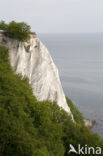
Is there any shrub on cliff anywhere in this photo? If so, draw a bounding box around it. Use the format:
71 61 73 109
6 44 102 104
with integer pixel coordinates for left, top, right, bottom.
66 97 84 125
0 21 31 41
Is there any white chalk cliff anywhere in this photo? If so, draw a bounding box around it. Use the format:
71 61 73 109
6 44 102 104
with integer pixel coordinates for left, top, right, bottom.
0 33 73 118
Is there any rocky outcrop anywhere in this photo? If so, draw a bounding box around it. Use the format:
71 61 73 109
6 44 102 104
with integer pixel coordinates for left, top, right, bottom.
0 33 73 119
84 119 96 129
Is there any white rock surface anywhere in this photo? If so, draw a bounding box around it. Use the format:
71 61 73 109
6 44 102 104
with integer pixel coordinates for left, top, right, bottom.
0 33 73 118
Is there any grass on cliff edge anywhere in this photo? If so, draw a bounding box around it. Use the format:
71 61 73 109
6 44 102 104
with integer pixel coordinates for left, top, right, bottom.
0 45 103 156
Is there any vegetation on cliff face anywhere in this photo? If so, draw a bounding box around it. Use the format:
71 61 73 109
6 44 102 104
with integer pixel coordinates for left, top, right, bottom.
0 45 103 156
66 97 84 125
0 21 31 41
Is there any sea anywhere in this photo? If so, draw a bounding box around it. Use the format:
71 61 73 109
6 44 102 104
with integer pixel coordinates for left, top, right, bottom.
38 33 103 138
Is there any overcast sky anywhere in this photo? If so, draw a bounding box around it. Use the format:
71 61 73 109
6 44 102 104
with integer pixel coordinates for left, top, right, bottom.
0 0 103 33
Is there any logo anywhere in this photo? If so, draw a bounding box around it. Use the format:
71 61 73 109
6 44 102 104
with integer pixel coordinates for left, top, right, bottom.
68 144 101 155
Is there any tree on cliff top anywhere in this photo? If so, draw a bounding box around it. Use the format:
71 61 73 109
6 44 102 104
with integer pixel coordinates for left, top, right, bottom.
0 20 31 41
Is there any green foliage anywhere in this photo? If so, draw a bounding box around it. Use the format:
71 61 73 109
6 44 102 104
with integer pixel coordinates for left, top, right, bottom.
0 45 103 156
0 21 31 41
66 97 84 125
24 45 30 52
0 21 8 31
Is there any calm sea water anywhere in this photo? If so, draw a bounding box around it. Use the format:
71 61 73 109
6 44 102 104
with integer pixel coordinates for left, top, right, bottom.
38 33 103 138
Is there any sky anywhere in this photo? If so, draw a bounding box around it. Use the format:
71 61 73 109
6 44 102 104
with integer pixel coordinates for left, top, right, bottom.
0 0 103 33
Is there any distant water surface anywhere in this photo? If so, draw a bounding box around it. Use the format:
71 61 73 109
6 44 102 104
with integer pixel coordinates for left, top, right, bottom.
38 33 103 138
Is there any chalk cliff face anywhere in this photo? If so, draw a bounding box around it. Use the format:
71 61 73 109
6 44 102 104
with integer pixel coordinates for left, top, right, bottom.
0 33 73 117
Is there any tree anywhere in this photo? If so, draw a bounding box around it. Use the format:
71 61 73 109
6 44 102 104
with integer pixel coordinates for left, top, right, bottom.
0 21 31 41
0 21 8 31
